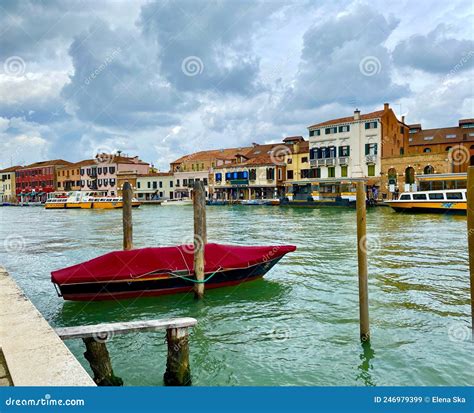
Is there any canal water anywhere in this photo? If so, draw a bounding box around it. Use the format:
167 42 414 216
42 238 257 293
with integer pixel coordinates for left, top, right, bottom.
0 205 472 386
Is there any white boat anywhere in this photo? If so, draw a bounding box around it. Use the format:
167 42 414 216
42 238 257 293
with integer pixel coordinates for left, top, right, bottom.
161 198 193 206
385 189 466 214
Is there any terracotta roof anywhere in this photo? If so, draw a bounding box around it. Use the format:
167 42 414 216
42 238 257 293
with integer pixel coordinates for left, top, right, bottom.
19 159 73 169
409 125 474 146
57 159 96 169
213 143 294 168
308 110 385 129
171 147 254 164
0 165 22 173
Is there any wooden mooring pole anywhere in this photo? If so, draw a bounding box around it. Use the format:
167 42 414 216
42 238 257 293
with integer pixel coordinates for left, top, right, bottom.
82 337 123 386
356 181 370 342
122 181 133 251
467 166 474 334
164 327 191 386
193 181 207 299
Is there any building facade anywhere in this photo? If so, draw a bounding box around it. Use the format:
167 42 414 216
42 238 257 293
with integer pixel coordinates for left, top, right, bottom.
380 118 474 196
135 173 175 201
173 171 209 199
56 160 95 192
211 143 287 201
0 166 21 203
16 160 72 202
81 155 149 196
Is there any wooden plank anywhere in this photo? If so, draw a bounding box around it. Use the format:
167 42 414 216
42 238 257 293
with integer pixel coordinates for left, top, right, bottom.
55 317 197 340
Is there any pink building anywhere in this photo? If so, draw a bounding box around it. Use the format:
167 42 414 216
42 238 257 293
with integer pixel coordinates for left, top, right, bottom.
81 154 149 196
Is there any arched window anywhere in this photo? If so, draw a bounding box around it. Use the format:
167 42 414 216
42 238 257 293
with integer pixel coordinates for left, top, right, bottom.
446 146 452 152
424 165 434 174
423 148 431 153
387 168 397 185
405 167 415 185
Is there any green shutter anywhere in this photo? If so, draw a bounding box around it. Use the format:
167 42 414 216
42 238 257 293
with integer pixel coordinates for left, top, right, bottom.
365 144 369 155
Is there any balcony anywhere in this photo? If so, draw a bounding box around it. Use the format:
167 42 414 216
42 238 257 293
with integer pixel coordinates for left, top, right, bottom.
310 159 317 167
325 158 335 166
338 157 349 165
365 155 377 164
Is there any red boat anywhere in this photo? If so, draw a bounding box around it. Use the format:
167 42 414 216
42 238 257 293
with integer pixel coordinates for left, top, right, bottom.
51 243 296 301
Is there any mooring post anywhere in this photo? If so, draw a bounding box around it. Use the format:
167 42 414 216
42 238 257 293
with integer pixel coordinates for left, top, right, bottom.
122 181 133 251
467 166 474 334
193 181 207 299
82 337 123 386
163 327 191 386
356 181 370 342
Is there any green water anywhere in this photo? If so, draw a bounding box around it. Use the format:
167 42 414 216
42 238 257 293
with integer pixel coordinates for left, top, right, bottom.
0 205 472 386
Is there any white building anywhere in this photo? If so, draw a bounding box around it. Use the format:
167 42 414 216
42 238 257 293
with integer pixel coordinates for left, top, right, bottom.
136 173 175 201
173 171 210 199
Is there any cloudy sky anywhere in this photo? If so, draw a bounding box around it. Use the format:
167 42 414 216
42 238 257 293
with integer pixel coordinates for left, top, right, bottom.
0 0 473 170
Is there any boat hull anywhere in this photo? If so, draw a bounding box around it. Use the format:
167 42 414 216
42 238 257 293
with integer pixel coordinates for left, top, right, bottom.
45 201 141 209
56 258 282 301
386 201 466 214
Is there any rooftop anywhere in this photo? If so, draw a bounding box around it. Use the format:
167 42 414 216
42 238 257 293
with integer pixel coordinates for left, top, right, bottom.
0 165 22 173
19 159 73 169
308 109 385 129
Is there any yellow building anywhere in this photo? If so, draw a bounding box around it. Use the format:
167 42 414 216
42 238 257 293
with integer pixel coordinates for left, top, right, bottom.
56 160 95 192
0 166 21 203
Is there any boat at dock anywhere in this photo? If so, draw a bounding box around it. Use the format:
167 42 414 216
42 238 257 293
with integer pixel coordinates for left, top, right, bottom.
161 198 193 206
385 189 466 214
45 191 140 209
51 243 296 301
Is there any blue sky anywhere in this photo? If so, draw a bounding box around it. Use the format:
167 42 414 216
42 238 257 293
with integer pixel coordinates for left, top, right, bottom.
0 0 473 170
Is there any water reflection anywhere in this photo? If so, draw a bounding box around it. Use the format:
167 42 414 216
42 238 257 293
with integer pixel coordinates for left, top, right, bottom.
356 341 375 386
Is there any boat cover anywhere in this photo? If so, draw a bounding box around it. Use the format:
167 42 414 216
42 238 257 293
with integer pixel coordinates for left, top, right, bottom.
51 243 296 285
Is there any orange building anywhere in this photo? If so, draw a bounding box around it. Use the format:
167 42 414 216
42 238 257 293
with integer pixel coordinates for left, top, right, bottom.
56 160 96 192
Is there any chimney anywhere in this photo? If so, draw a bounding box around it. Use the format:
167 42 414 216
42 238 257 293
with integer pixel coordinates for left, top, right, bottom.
354 109 360 120
401 115 405 124
384 102 389 111
252 142 259 147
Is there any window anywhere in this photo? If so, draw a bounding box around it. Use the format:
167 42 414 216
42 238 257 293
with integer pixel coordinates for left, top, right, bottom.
424 165 434 174
328 167 335 178
400 148 404 155
368 164 375 176
328 146 336 158
446 134 457 139
287 158 293 164
266 168 275 180
423 148 431 153
215 173 222 182
413 194 427 200
400 194 411 200
170 181 173 188
400 126 404 134
309 129 320 137
461 123 474 128
341 165 348 177
429 193 444 200
183 179 188 186
104 179 108 186
325 127 337 134
365 122 377 129
203 178 208 186
446 192 463 200
301 157 308 163
137 182 141 189
339 146 350 157
159 181 163 188
287 170 294 180
446 146 452 152
152 181 157 189
338 125 350 133
176 179 180 187
365 143 378 155
147 182 151 189
98 167 102 174
109 167 115 174
249 169 257 180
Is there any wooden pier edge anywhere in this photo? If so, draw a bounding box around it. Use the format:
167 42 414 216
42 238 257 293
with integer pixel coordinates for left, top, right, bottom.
356 181 370 342
55 317 197 386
